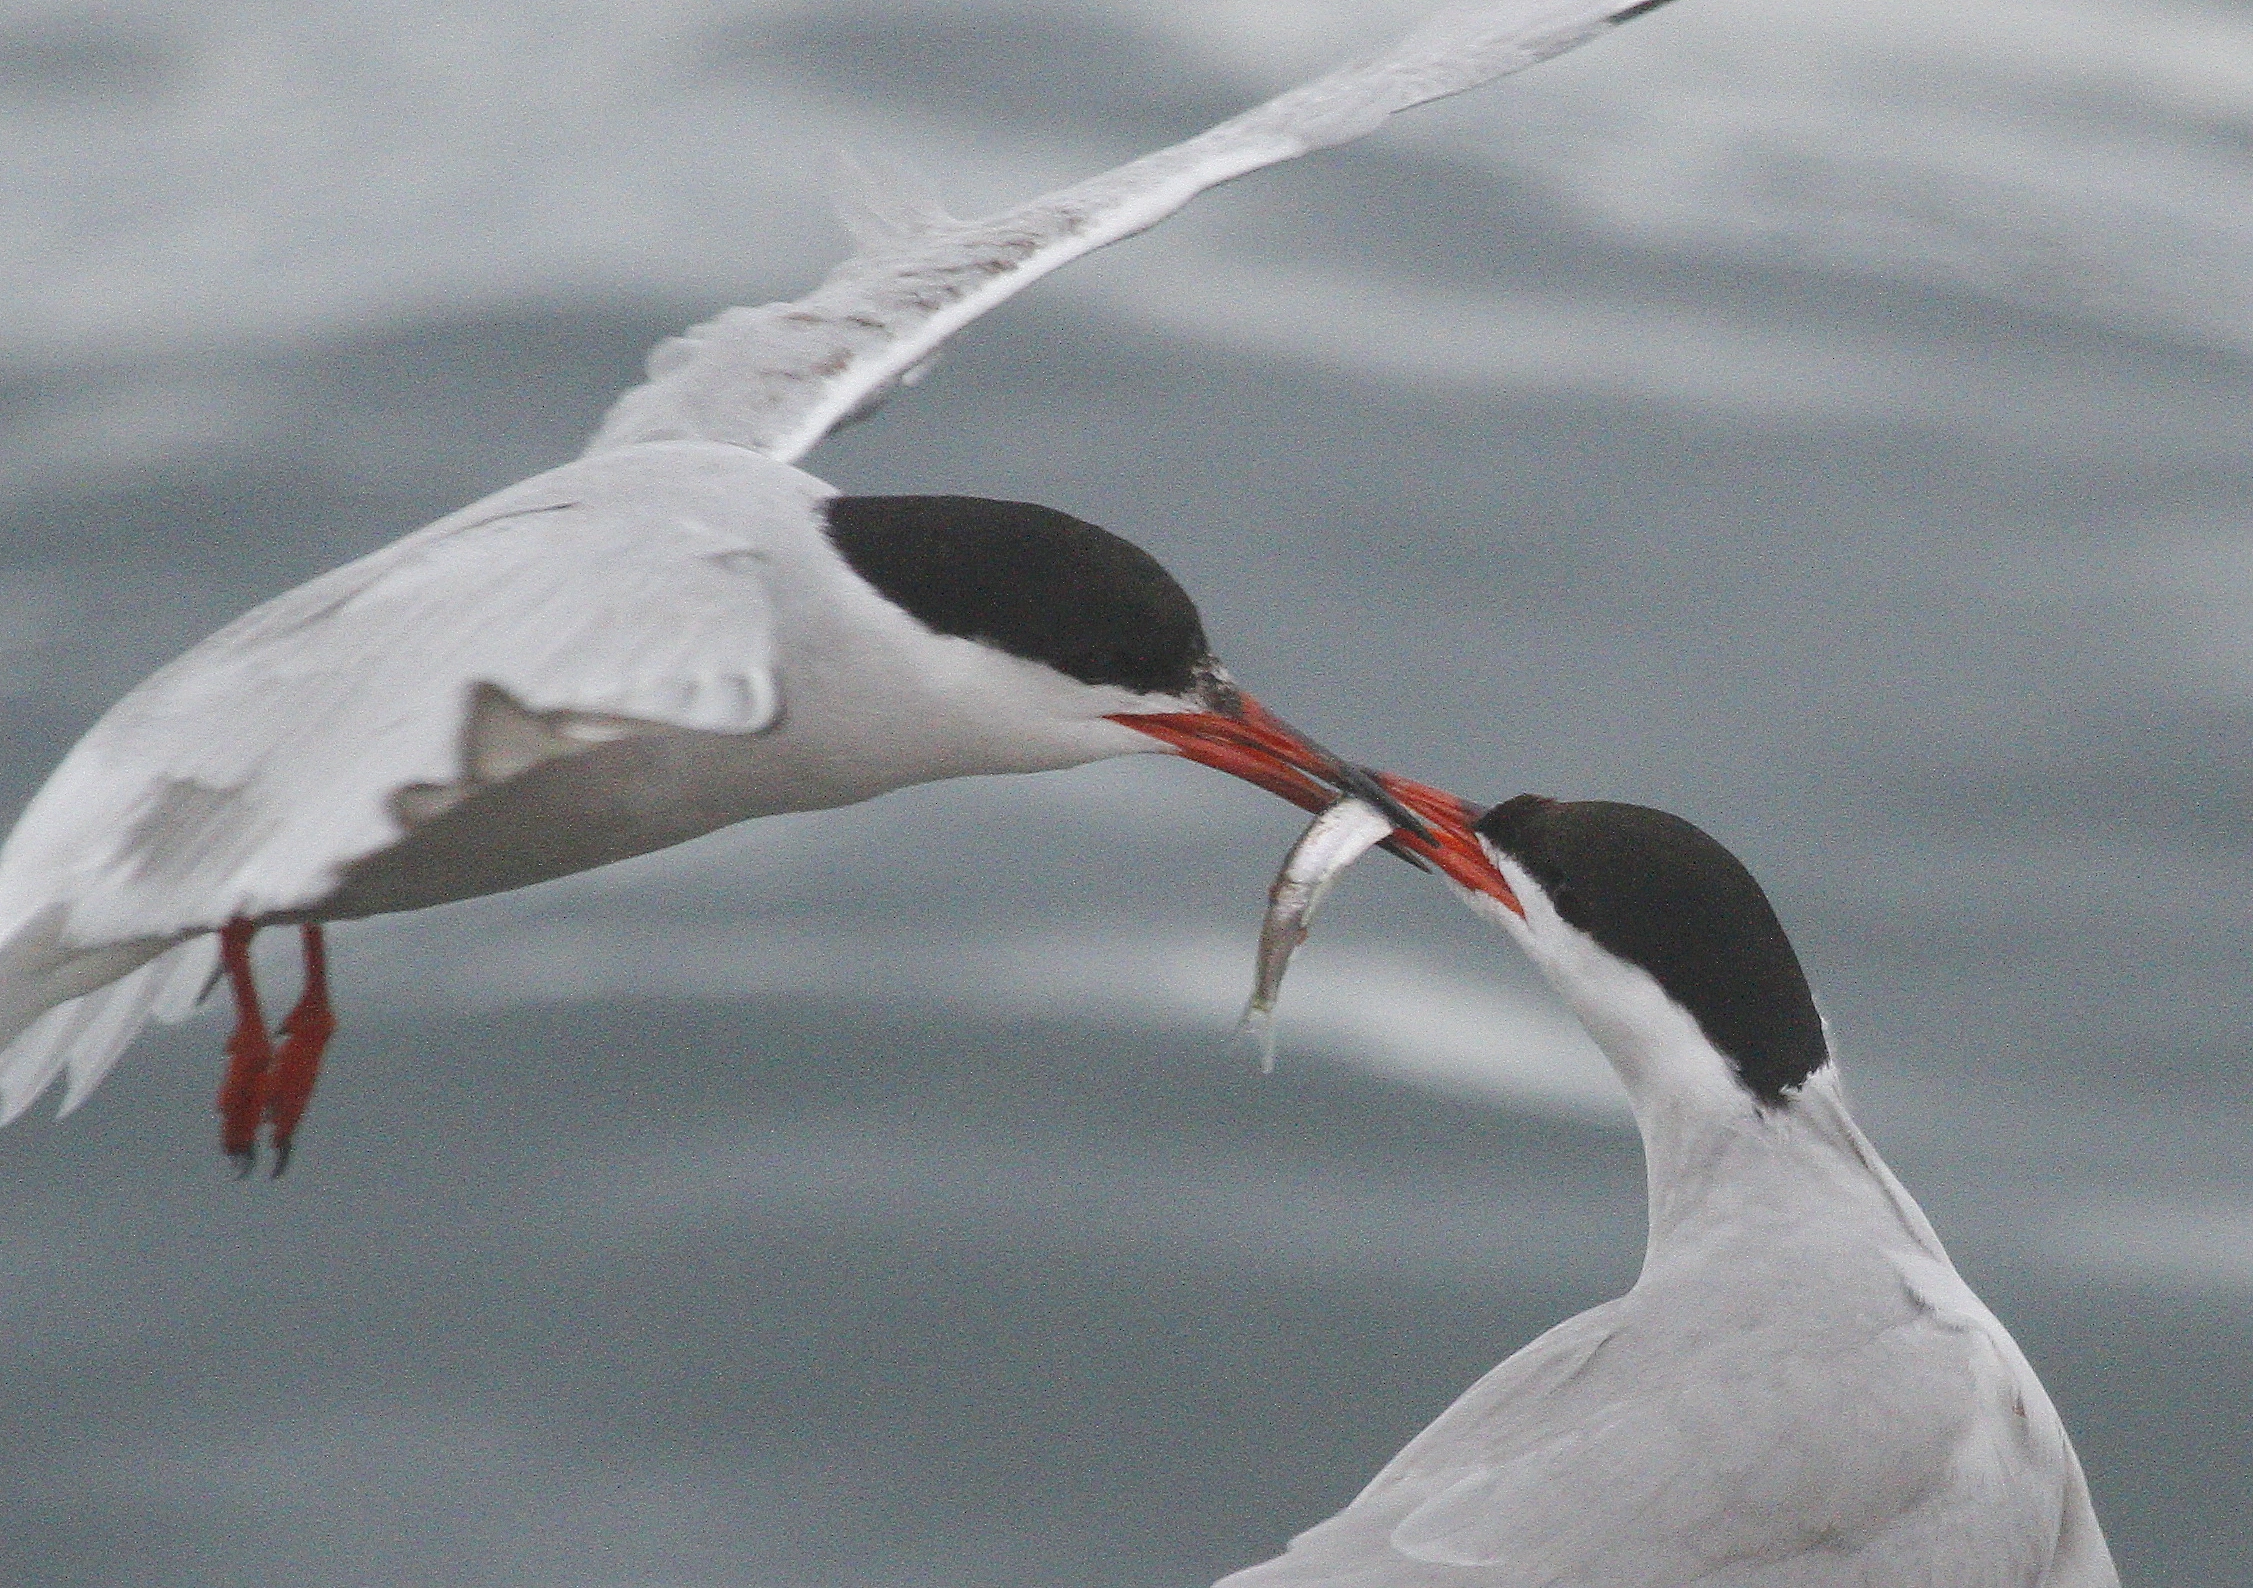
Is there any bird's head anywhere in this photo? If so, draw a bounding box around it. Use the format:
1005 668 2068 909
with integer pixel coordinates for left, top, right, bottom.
1457 794 1832 1111
823 493 1505 890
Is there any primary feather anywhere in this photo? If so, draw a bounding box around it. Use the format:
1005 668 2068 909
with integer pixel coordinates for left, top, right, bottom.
587 0 1680 461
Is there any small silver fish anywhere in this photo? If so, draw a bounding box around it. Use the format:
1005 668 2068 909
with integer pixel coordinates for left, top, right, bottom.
1233 797 1397 1073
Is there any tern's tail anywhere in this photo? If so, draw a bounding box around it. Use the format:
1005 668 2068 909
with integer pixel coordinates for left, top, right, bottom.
0 925 215 1125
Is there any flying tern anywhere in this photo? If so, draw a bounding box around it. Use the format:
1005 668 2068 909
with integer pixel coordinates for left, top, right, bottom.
1221 794 2118 1586
0 0 1679 1168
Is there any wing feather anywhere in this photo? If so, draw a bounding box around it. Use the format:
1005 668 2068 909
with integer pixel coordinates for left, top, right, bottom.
1218 1260 2084 1587
0 448 797 961
0 445 813 1117
588 0 1680 463
0 936 215 1124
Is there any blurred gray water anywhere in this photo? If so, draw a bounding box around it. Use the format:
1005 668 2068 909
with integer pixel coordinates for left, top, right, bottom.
2 2 2250 1583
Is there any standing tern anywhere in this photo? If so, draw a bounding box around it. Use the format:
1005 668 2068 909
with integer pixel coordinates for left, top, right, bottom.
0 0 1679 1168
1222 794 2117 1586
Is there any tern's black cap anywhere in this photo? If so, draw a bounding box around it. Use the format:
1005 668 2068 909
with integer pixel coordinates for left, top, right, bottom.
824 495 1210 697
1478 795 1830 1106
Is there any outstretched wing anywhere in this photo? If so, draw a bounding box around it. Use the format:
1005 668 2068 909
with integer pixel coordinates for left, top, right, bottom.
588 0 1681 463
0 444 817 1120
0 448 800 962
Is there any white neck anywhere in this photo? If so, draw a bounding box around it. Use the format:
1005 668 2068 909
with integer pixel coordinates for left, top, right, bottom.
1464 862 1951 1274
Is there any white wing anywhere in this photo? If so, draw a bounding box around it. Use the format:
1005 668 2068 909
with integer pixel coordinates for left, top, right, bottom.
1218 1260 2098 1587
588 0 1680 463
0 444 808 1084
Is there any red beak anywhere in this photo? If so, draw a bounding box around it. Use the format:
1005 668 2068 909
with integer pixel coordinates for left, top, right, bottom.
1111 698 1522 916
1367 772 1525 917
1112 694 1429 833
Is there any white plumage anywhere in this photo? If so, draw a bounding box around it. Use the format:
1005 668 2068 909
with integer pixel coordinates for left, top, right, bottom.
0 1 1664 1151
1220 796 2117 1586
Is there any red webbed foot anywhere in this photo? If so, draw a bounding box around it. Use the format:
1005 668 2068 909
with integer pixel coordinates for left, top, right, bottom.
213 920 338 1176
263 924 335 1176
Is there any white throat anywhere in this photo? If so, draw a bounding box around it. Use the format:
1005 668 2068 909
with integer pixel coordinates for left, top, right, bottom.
1460 843 1938 1270
1467 847 1760 1123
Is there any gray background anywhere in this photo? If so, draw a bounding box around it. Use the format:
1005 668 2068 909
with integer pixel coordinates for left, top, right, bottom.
2 1 2249 1582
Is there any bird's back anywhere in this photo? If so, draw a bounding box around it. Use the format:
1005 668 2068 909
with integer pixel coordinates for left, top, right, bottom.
1217 1084 2113 1587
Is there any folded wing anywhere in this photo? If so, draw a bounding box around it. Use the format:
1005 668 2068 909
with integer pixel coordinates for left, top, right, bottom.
1218 1276 2080 1587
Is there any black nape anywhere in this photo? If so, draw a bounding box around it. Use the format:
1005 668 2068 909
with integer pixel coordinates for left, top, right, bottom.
823 495 1211 697
1479 795 1831 1106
